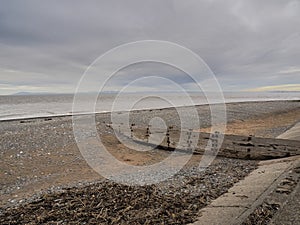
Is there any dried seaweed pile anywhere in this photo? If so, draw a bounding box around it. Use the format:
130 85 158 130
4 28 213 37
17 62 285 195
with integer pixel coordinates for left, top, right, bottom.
1 159 258 225
1 182 205 225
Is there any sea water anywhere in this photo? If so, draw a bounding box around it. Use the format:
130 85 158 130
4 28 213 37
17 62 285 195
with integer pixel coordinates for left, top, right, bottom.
0 92 299 121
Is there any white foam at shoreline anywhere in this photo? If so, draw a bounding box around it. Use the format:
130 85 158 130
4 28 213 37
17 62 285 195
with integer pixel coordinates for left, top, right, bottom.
0 98 299 122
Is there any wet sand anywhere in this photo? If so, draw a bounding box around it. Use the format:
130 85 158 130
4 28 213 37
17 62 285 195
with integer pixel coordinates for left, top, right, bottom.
200 101 300 138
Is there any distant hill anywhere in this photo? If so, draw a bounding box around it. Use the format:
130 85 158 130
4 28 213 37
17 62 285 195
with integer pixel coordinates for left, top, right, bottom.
269 91 300 93
12 92 54 96
11 91 118 96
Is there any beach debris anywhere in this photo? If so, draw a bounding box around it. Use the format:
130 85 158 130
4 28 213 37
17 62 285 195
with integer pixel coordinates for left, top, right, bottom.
0 159 258 225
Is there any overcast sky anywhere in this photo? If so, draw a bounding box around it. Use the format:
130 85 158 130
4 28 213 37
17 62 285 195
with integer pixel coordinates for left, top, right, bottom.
0 0 300 95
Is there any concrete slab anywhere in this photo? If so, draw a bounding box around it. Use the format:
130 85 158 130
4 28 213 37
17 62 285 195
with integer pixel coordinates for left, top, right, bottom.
194 206 247 225
277 122 300 141
211 161 295 207
190 156 300 225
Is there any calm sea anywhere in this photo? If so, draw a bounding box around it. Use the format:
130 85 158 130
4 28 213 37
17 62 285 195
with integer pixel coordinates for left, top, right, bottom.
0 92 299 121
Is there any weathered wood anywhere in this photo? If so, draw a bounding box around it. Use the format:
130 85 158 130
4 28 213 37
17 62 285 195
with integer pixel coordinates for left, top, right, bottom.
118 127 300 160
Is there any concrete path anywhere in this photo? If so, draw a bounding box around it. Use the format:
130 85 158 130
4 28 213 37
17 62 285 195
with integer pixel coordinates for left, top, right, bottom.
190 156 300 225
277 122 300 141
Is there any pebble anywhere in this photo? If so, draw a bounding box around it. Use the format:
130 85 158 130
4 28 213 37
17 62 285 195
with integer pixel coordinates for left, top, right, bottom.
0 158 258 224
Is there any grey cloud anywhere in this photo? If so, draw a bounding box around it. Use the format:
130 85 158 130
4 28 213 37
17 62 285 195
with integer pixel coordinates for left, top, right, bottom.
104 62 194 87
0 0 299 95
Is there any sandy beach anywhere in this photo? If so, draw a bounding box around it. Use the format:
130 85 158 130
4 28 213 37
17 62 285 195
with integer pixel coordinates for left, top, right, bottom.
0 100 299 224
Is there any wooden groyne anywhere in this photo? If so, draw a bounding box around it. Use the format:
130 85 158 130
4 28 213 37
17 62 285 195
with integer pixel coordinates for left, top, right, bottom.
111 124 300 160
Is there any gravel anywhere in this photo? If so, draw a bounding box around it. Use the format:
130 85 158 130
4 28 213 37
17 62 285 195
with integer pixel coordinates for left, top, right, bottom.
0 100 299 224
0 158 257 225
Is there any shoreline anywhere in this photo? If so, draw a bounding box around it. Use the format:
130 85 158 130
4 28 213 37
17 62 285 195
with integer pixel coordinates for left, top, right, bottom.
0 99 299 123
